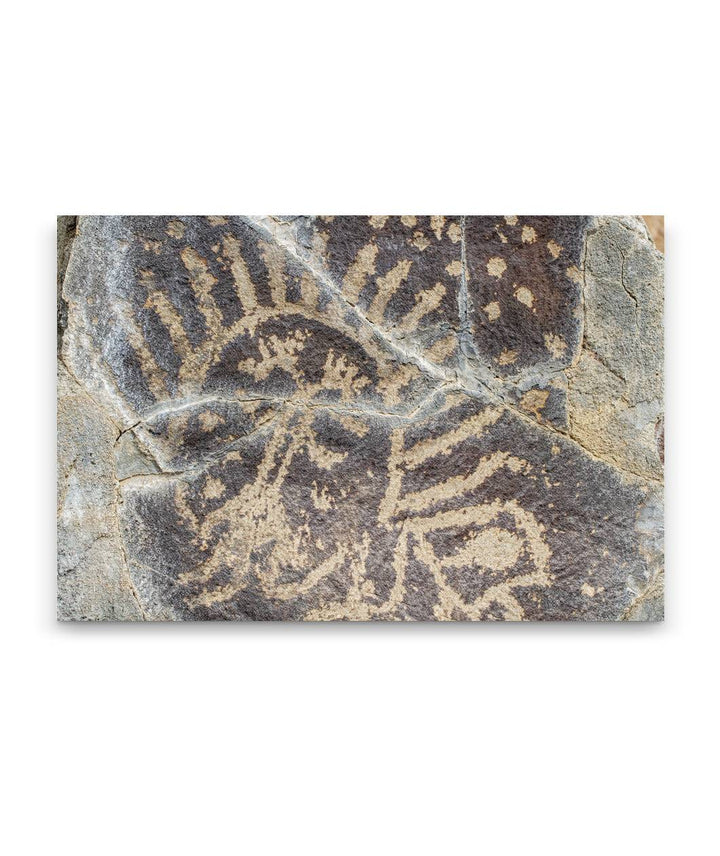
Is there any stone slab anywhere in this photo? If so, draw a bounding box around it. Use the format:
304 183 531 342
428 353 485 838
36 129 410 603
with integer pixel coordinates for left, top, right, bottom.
57 215 664 621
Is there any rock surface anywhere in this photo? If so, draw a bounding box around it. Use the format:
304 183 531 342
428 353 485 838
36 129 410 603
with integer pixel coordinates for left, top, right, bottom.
57 215 664 621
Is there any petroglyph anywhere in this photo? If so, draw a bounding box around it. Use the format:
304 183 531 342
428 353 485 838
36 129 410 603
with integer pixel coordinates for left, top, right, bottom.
58 215 664 620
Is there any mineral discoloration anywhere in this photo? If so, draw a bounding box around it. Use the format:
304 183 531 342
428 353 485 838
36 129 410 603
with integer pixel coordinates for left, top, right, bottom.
58 215 664 621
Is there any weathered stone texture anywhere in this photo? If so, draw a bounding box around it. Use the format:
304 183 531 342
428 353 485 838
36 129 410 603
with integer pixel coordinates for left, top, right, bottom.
57 215 664 621
567 217 663 482
57 364 145 620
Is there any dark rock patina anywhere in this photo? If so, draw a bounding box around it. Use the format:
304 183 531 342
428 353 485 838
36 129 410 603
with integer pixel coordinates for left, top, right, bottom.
58 215 664 620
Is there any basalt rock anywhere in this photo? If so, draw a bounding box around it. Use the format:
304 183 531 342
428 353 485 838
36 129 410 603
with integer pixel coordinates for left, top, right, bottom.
57 215 664 621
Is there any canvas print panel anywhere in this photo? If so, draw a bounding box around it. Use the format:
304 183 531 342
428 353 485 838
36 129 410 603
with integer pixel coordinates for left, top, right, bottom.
57 216 664 621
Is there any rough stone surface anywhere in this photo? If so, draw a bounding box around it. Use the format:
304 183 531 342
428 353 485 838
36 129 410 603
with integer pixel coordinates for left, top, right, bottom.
57 215 664 621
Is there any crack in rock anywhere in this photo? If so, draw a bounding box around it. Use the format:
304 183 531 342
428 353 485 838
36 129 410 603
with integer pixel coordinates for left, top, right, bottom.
58 214 664 621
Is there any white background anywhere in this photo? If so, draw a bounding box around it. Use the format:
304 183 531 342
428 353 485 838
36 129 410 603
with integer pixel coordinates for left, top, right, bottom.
2 1 717 853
